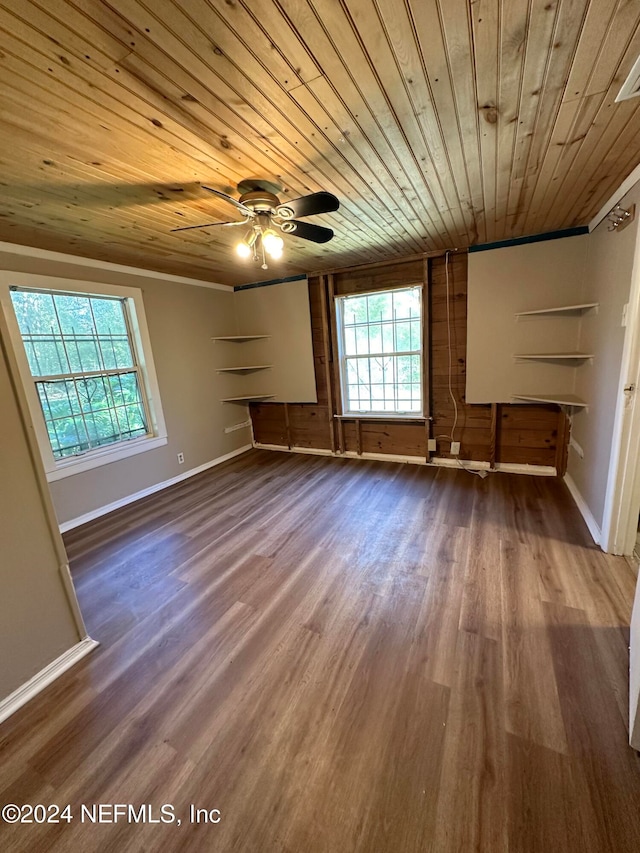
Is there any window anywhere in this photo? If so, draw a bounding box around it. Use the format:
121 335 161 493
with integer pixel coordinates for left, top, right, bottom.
336 286 423 416
11 288 150 459
1 273 167 481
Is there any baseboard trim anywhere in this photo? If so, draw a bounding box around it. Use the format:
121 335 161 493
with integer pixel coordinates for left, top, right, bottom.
59 445 253 532
253 443 557 476
495 462 557 476
564 473 602 545
0 636 99 725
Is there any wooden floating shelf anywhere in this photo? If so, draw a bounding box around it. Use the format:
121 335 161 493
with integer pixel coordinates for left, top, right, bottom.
217 365 273 373
513 393 588 408
212 335 271 342
515 303 599 318
513 352 594 361
221 394 275 403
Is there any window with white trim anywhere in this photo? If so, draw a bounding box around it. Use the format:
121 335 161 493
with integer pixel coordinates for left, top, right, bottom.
336 286 423 416
11 287 151 458
1 273 167 481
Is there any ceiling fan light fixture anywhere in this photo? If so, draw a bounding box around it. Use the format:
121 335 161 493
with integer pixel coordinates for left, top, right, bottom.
262 228 284 257
236 227 258 259
173 183 339 267
236 239 252 259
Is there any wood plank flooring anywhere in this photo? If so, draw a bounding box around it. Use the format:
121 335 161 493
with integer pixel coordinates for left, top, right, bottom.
1 449 640 852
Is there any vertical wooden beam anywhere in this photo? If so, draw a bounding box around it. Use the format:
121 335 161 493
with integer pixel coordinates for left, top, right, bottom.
422 256 430 423
490 403 498 470
327 273 344 454
283 402 292 449
356 419 362 456
422 256 431 461
555 409 569 476
319 274 336 453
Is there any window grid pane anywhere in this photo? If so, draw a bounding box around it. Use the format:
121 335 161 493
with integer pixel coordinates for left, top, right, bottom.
11 289 150 459
35 373 148 458
340 286 422 415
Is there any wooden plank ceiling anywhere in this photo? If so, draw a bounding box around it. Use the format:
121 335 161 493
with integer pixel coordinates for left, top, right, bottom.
0 0 640 286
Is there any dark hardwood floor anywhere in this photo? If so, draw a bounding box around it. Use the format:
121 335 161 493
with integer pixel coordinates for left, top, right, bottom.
1 449 640 852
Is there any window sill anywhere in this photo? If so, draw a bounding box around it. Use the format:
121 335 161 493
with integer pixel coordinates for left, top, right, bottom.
45 434 168 482
334 414 427 422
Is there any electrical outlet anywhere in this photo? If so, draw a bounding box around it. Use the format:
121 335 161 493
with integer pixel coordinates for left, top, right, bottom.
428 438 437 452
450 441 461 456
177 452 184 464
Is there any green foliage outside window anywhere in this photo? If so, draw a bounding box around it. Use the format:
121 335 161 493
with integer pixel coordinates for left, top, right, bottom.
11 289 149 458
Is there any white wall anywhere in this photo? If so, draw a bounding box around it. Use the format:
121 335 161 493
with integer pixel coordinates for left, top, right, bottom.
233 279 317 403
0 252 319 527
0 324 82 702
466 235 589 403
0 249 247 526
467 200 640 539
568 181 640 531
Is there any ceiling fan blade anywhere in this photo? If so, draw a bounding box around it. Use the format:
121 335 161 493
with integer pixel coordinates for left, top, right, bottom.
275 191 339 219
281 220 334 243
201 185 255 216
171 220 247 232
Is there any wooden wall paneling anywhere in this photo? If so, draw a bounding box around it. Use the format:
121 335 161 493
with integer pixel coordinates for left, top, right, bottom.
318 275 337 453
337 419 345 455
430 253 475 459
287 405 332 450
326 273 344 453
431 402 493 431
309 280 329 407
555 411 569 478
490 403 498 471
359 422 426 458
283 403 292 450
250 252 568 471
311 253 429 280
422 256 431 424
250 402 288 446
423 255 431 461
333 258 424 295
499 404 560 467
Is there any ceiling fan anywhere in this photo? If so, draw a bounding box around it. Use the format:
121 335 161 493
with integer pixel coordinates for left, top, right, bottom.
171 179 340 269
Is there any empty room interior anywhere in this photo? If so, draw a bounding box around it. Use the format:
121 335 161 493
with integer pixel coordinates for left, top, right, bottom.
4 1 640 850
